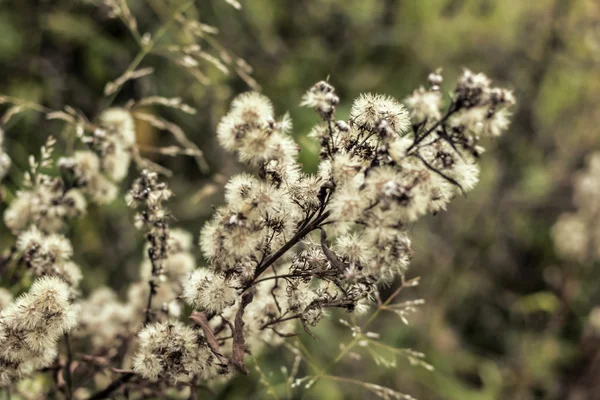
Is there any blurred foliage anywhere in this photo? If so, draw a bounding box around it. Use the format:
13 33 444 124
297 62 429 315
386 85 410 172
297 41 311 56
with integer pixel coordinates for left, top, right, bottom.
1 0 600 399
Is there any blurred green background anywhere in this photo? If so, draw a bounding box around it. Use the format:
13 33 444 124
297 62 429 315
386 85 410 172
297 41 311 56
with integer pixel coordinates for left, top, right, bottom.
1 0 600 399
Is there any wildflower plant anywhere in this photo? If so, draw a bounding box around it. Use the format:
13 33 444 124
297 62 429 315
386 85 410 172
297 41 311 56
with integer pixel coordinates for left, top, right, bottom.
175 70 514 383
0 1 516 397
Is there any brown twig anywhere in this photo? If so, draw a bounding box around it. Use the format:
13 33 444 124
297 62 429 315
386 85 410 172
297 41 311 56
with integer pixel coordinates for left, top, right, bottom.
87 373 135 400
231 290 255 374
252 211 330 281
63 334 74 400
189 311 228 365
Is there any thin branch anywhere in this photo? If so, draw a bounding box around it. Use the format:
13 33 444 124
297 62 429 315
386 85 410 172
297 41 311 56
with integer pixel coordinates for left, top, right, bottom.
63 334 73 400
406 103 458 153
87 373 135 400
252 211 330 282
231 291 254 374
410 153 465 195
143 279 158 326
260 314 302 329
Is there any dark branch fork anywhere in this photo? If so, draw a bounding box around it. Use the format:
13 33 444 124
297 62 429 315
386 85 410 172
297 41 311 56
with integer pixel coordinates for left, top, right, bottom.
406 101 459 154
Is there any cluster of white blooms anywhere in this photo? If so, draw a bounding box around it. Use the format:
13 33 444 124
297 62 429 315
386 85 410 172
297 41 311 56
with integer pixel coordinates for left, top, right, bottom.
16 226 82 287
183 268 236 314
132 321 213 381
98 108 135 180
0 110 137 390
130 229 197 321
57 151 118 205
4 116 134 290
75 228 197 356
173 70 515 376
4 171 88 233
552 153 600 261
0 128 10 180
3 138 81 233
81 108 135 182
0 69 513 397
76 288 133 350
0 277 78 386
0 2 270 396
125 170 176 331
126 170 172 273
124 172 229 382
405 69 514 157
4 109 135 235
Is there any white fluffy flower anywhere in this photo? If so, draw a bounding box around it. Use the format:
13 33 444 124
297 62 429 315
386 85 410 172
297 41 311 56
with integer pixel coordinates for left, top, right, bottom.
404 87 442 123
350 93 410 138
133 321 212 381
76 288 133 349
182 269 236 314
99 108 136 146
0 277 78 386
552 213 588 261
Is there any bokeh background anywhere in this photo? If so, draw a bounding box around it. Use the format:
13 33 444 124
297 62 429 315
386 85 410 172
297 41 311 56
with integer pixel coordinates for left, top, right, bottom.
1 0 600 399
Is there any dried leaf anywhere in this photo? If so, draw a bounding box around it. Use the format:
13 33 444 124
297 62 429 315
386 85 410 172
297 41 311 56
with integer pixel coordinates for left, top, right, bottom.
231 290 254 374
190 311 228 365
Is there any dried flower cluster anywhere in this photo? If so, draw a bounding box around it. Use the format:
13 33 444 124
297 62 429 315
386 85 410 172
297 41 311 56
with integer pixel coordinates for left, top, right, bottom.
68 69 513 396
0 1 261 396
552 153 600 261
0 277 78 386
4 108 136 286
4 108 136 236
167 69 513 380
0 56 513 399
132 321 213 381
75 227 196 352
